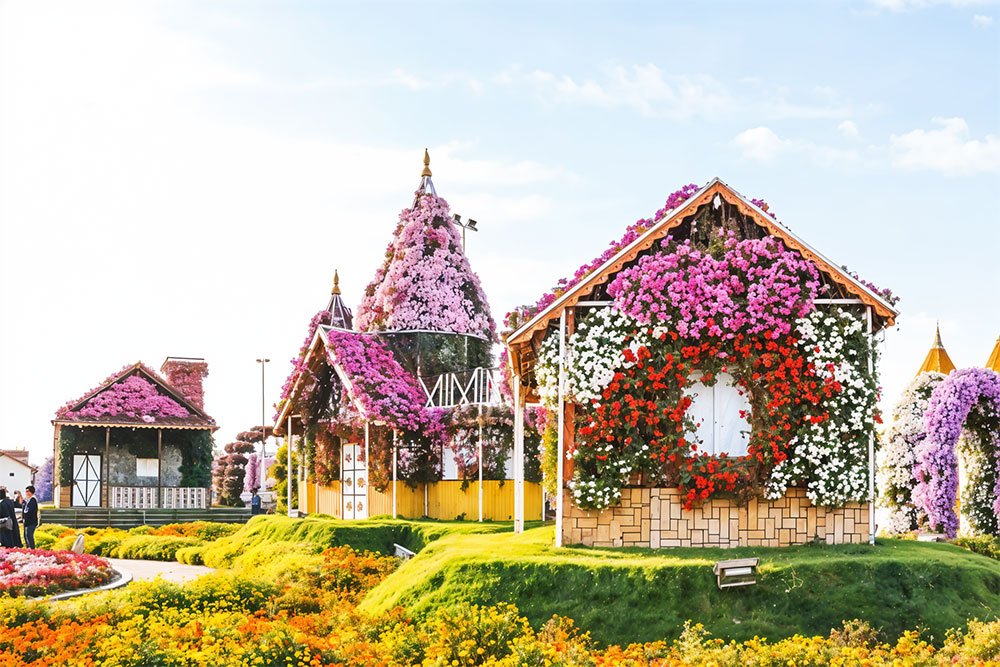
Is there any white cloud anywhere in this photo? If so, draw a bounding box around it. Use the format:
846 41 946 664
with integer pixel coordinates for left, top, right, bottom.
973 13 994 24
889 117 1000 175
0 2 572 461
501 63 852 121
868 0 1000 11
733 126 860 166
838 120 860 138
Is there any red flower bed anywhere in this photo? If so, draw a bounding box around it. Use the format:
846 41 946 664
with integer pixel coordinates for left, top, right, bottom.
0 548 114 598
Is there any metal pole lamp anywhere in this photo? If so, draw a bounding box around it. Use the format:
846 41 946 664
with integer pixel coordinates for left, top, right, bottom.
450 213 478 252
255 358 270 493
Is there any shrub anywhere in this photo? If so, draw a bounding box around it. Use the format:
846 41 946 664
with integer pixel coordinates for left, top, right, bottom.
113 536 203 561
953 535 1000 560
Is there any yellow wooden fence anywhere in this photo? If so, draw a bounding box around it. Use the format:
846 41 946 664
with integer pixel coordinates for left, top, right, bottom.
303 480 542 521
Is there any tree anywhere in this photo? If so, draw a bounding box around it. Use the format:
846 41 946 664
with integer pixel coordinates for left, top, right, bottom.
34 456 54 502
211 425 272 506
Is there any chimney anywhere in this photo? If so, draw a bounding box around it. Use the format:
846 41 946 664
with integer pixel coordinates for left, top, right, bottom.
160 357 209 410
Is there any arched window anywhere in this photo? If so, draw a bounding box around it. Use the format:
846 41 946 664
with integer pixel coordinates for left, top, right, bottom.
684 372 751 457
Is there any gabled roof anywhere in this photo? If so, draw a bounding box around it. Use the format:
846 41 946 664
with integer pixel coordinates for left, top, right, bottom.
917 323 956 376
987 336 1000 373
0 451 37 472
507 178 898 355
53 362 217 430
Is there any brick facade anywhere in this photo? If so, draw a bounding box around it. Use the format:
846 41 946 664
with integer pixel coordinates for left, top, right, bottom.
562 487 869 548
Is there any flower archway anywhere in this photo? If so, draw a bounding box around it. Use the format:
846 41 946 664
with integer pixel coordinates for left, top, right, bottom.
913 367 1000 537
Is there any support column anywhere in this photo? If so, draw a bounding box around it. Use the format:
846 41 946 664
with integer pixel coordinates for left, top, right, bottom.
478 404 484 522
104 427 110 509
556 309 566 548
286 416 293 517
392 429 398 518
364 423 370 520
513 375 524 533
157 428 162 509
866 305 875 545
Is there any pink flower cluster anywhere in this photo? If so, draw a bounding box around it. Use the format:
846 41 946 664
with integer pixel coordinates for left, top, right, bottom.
608 234 820 340
506 184 701 328
0 548 114 598
277 310 332 408
356 192 495 340
62 375 189 423
914 367 1000 536
326 330 446 442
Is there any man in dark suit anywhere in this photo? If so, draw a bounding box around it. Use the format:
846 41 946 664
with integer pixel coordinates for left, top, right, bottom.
22 485 38 549
0 488 22 548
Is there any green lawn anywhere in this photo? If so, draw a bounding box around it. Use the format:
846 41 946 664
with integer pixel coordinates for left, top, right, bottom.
359 525 1000 646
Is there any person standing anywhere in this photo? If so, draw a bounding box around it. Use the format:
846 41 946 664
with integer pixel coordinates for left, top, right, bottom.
22 485 38 550
0 488 22 548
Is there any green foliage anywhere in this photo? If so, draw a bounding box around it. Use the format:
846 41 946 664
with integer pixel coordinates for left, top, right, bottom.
57 427 79 487
270 442 299 513
953 534 1000 560
113 535 204 560
360 526 1000 647
540 419 558 496
179 430 214 488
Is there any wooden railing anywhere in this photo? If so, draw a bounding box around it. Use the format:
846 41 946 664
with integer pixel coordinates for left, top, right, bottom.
110 486 208 509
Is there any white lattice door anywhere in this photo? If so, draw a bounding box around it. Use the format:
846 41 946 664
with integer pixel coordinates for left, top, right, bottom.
72 454 102 507
341 443 368 520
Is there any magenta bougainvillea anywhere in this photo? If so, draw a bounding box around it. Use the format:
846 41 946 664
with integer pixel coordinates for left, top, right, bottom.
160 359 209 410
60 374 190 423
356 192 495 340
326 330 445 441
608 234 819 340
913 367 1000 536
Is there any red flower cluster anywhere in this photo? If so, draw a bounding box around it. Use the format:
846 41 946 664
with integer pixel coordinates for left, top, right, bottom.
576 327 840 510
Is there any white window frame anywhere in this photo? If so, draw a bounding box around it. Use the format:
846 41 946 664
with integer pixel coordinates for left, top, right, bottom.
136 458 159 478
685 372 751 457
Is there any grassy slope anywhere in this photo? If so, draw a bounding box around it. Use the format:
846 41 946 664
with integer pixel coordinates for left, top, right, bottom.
180 514 535 568
360 526 1000 646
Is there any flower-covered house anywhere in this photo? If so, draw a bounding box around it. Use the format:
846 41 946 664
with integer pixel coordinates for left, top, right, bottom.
52 358 217 509
505 178 899 548
273 153 543 521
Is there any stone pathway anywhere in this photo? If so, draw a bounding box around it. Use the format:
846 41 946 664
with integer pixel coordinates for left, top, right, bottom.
106 558 216 584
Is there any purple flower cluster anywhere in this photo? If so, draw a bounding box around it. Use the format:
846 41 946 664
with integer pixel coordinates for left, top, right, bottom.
608 234 819 340
277 310 332 408
914 367 1000 536
356 192 495 340
326 330 446 443
63 375 190 423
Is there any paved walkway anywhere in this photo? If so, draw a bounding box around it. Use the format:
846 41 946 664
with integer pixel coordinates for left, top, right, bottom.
106 558 216 584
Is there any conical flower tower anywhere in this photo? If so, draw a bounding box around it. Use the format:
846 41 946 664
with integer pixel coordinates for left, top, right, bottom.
987 336 1000 373
916 322 956 376
356 150 496 376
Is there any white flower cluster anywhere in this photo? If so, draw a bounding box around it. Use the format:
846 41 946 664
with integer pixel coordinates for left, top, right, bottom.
876 371 945 534
535 307 648 408
568 472 624 509
959 434 1000 536
767 309 879 507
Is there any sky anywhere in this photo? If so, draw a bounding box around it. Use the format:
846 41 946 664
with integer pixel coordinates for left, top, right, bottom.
1 0 998 466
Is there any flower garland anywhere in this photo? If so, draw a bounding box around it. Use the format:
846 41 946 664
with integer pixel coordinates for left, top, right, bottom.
357 192 495 341
765 309 879 507
914 367 1000 537
877 372 946 534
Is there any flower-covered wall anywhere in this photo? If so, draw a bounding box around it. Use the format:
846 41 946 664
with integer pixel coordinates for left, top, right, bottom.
512 182 891 547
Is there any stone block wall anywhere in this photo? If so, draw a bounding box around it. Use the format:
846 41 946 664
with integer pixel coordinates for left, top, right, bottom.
562 487 869 548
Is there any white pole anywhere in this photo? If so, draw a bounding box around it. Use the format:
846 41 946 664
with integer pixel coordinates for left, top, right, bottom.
424 483 428 517
514 375 524 533
556 309 566 548
286 416 293 517
392 430 398 518
866 305 875 545
478 404 484 522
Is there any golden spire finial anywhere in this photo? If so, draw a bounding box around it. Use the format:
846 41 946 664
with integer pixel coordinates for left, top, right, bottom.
934 321 943 348
331 269 341 296
421 148 432 177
